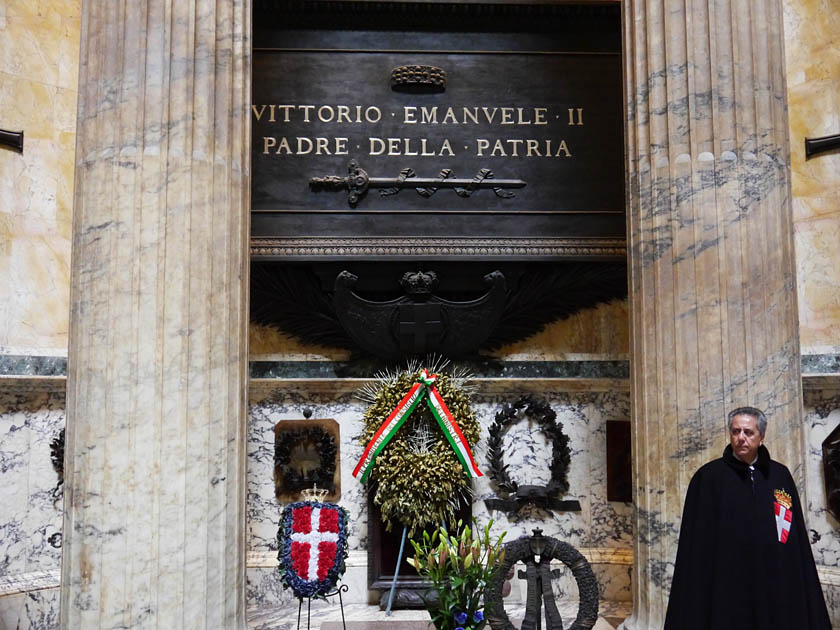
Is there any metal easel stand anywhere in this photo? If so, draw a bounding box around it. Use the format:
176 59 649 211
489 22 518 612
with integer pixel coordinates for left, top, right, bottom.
297 583 349 630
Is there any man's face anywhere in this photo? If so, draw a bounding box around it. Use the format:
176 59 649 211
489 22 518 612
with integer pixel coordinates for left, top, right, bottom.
729 414 763 463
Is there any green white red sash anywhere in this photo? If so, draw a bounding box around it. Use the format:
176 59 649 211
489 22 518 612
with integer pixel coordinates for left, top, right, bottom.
353 369 483 483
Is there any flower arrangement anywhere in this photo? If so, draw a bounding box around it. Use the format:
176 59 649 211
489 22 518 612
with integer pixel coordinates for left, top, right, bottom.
408 519 506 630
356 366 481 533
276 501 349 598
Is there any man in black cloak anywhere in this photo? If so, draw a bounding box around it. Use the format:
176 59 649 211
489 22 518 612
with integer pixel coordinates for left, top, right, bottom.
664 406 831 629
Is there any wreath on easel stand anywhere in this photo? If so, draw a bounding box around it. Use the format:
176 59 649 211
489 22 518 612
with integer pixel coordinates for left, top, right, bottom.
354 362 484 612
354 363 482 534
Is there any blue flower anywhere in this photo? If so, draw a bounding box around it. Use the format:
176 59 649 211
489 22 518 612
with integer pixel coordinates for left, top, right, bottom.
473 610 484 623
455 627 465 630
454 611 468 625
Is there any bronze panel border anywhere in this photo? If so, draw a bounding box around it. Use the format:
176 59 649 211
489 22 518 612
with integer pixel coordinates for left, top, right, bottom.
250 236 626 260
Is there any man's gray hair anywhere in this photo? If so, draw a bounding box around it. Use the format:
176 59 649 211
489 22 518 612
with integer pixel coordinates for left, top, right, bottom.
727 406 767 436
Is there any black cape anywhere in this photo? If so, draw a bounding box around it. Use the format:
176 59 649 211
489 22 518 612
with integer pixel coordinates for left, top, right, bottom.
664 445 831 629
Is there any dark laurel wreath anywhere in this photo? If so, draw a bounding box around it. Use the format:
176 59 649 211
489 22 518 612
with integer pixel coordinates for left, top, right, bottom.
487 395 571 500
276 501 349 598
50 428 65 500
274 426 337 493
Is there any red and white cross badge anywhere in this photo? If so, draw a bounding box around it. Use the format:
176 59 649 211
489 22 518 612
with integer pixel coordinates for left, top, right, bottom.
279 502 348 597
774 489 793 544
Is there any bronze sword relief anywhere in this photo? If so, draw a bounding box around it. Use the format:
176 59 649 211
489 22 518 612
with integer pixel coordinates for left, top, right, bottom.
310 159 526 206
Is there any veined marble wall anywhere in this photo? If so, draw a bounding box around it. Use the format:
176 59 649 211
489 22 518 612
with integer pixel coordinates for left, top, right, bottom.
0 0 79 355
804 384 840 624
4 371 840 626
246 381 635 609
0 388 64 630
784 0 840 353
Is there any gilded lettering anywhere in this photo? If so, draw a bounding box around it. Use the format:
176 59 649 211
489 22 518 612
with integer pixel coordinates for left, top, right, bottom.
318 106 335 123
462 108 479 125
299 105 315 122
555 139 571 157
297 137 313 154
262 136 276 154
276 105 293 122
252 105 267 121
420 139 435 156
369 137 385 155
516 108 531 125
490 139 506 156
441 107 458 124
421 107 438 124
336 105 352 123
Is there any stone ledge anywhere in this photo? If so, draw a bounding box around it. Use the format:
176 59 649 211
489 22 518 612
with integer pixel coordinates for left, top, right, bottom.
3 354 838 395
0 570 60 596
818 565 840 587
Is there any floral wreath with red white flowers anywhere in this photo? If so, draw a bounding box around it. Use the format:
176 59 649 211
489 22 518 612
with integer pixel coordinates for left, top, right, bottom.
276 501 349 598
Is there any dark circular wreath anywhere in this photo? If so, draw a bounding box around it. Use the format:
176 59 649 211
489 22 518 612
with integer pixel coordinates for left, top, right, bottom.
274 426 337 493
487 395 571 499
485 533 599 630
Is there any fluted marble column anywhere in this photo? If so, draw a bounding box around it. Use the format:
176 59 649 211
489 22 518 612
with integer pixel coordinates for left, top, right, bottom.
623 0 803 627
62 1 250 628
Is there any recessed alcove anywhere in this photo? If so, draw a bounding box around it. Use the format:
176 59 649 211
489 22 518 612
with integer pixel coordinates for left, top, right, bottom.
247 0 632 622
274 418 341 502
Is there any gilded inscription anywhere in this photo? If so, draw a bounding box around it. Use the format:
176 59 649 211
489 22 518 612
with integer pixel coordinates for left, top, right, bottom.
254 103 583 158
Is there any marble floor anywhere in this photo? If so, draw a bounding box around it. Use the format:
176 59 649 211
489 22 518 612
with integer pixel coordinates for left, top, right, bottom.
246 600 632 630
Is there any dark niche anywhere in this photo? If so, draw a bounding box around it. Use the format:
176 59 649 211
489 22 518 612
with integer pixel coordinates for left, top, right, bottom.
822 423 840 521
367 490 472 609
250 260 627 361
606 420 632 503
274 417 341 502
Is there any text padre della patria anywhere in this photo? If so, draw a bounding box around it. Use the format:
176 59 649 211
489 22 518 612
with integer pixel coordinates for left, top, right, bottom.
253 104 583 158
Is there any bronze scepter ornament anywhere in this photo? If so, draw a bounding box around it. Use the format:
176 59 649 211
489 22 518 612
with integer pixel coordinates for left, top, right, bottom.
310 159 526 206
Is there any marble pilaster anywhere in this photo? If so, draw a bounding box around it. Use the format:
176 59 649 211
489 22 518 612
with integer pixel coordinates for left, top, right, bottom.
61 1 250 629
622 0 804 626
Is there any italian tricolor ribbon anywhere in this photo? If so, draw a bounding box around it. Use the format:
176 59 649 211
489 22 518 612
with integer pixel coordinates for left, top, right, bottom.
353 369 483 483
